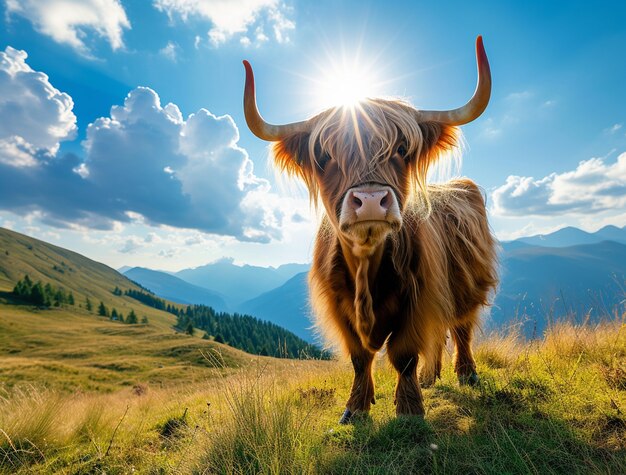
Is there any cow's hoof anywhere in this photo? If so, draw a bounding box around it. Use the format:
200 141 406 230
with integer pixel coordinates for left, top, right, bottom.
459 371 480 386
338 408 353 425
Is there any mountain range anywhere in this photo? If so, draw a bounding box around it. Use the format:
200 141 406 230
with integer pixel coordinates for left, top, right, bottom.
173 259 309 307
121 224 626 341
515 224 626 247
124 267 229 311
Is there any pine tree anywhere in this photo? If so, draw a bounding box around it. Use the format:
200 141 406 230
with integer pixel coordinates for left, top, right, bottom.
30 282 46 306
111 308 119 320
68 292 75 305
22 275 33 293
185 322 195 336
98 301 108 317
54 289 66 307
85 297 93 312
126 310 138 324
141 315 149 324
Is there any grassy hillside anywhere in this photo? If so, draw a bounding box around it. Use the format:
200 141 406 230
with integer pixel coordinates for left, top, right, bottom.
1 320 624 474
0 305 262 393
0 227 323 361
0 227 177 332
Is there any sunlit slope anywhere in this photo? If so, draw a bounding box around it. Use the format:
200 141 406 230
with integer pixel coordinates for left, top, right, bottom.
0 227 177 331
0 227 328 394
0 303 267 393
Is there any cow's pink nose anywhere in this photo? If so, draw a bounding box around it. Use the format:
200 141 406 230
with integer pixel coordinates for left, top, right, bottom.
349 190 390 221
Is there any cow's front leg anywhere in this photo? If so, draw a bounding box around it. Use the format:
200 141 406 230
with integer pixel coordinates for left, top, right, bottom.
340 349 375 424
387 341 424 417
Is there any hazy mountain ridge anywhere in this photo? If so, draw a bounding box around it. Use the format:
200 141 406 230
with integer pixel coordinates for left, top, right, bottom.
124 267 229 311
117 225 626 340
174 258 310 307
512 224 626 247
492 239 626 335
238 272 314 342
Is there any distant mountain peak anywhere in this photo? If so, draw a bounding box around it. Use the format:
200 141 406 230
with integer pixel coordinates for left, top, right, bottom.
513 224 626 248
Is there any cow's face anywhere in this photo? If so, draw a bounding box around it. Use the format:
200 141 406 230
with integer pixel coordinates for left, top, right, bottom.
272 100 459 251
242 37 490 252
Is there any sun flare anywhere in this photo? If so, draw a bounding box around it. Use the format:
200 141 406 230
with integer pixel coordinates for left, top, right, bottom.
312 60 381 110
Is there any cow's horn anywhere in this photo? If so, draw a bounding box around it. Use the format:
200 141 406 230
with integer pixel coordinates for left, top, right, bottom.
417 36 491 126
243 60 310 141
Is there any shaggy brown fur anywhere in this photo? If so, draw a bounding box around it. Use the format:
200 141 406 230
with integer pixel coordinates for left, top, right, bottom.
272 99 498 419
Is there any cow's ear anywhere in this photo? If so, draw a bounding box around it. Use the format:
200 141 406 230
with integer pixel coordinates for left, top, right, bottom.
271 132 311 180
417 122 461 169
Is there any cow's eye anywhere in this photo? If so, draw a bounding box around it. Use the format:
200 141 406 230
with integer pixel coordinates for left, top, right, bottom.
397 143 408 159
317 152 331 170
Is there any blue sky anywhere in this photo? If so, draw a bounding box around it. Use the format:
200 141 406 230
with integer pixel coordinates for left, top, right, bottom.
1 0 625 270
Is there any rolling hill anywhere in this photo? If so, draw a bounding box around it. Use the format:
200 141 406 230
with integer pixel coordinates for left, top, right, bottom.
0 227 326 393
124 266 229 311
0 227 177 330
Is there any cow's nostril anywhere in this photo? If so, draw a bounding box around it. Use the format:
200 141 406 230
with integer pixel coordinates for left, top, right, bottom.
380 193 389 209
352 196 363 208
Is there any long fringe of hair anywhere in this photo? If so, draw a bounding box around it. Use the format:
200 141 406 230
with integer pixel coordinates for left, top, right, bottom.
271 98 461 214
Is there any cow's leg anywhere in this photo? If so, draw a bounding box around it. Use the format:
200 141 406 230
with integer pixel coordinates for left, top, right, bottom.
334 316 376 424
339 349 375 424
420 335 445 388
387 341 424 416
452 315 479 386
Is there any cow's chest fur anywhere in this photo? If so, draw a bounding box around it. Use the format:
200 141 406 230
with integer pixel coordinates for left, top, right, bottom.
326 238 411 348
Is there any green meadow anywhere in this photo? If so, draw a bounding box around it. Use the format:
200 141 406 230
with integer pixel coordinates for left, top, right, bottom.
1 309 624 474
1 228 625 473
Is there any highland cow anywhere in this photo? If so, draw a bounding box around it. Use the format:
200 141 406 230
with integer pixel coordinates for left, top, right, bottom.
243 36 498 423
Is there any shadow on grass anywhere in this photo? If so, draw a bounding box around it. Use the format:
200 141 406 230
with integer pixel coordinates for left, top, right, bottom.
322 379 626 474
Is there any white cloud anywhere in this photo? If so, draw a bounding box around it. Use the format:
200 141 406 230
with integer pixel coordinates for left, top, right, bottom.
153 0 295 47
1 81 289 243
604 123 623 135
492 152 626 216
0 46 76 166
5 0 130 55
159 41 179 61
0 136 38 167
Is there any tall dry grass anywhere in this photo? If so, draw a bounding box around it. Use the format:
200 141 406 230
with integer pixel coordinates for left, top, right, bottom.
1 318 625 474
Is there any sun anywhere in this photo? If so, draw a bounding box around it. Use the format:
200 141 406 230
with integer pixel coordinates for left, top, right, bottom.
311 57 383 110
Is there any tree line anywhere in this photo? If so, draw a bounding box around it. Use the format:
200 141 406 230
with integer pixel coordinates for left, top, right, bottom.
123 287 327 359
96 298 148 325
13 275 75 307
